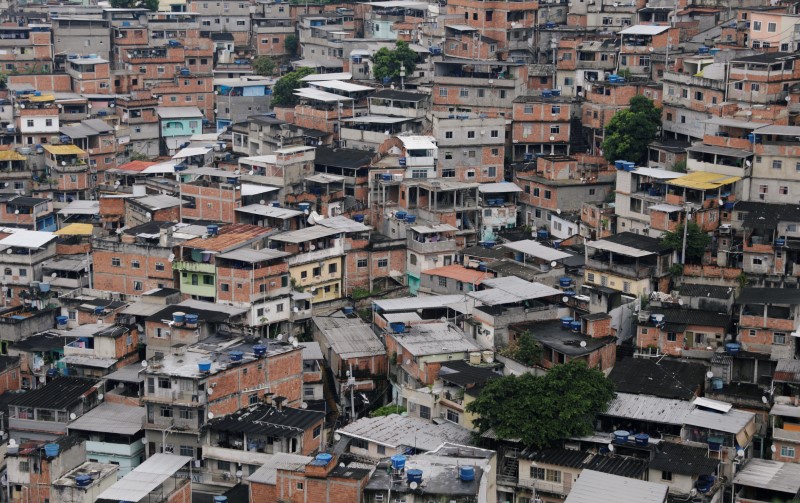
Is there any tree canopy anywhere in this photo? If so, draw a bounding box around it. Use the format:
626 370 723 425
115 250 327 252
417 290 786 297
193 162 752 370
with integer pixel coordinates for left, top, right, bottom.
661 221 710 264
252 56 276 76
502 331 543 367
372 41 417 81
285 35 299 56
602 95 661 166
110 0 159 10
466 361 614 448
271 67 315 107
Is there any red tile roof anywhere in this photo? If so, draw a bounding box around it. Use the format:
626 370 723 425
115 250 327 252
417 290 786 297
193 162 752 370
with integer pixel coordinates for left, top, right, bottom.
182 224 272 252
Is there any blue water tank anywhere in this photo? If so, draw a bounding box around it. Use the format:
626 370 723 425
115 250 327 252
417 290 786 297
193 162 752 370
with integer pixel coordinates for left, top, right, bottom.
478 262 487 272
198 361 212 372
214 497 228 503
484 241 495 248
711 377 724 390
634 433 649 446
613 430 630 443
342 306 354 315
229 351 244 362
725 342 741 354
253 345 267 357
298 202 311 211
405 214 417 224
207 224 219 236
316 453 333 465
172 312 186 324
407 469 423 484
56 316 68 326
459 466 475 482
43 443 60 457
395 211 407 220
570 320 581 332
559 277 572 287
537 229 549 240
381 173 392 181
561 316 573 328
185 313 199 326
391 454 406 470
75 474 91 487
353 214 365 223
389 322 405 334
94 306 104 315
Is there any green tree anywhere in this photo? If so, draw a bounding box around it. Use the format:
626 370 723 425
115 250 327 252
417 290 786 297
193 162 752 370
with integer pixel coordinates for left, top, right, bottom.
271 67 315 106
661 221 710 264
370 405 406 417
372 41 417 81
110 0 159 9
514 331 543 367
466 361 614 448
285 34 299 56
602 95 661 165
142 0 159 11
252 56 276 76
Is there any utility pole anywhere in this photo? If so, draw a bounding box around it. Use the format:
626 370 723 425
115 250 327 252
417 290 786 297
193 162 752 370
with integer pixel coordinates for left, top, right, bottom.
681 209 691 264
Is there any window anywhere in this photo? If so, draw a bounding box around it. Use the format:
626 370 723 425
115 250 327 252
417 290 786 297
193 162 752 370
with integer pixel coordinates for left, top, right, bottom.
160 407 173 418
445 131 453 139
753 20 762 30
357 259 367 268
768 22 777 32
220 283 230 292
155 262 165 271
490 130 499 138
488 166 497 178
781 446 795 458
780 186 789 195
533 188 540 197
751 83 760 92
775 333 786 345
550 125 560 134
218 460 231 471
131 260 140 269
439 87 448 97
328 263 337 274
661 471 673 481
133 281 143 291
749 329 757 337
189 120 199 129
313 425 322 438
681 89 688 98
19 461 29 473
667 332 677 342
545 469 562 483
524 105 533 114
551 106 561 115
45 119 53 127
467 131 475 139
544 190 552 200
477 88 485 98
460 88 469 98
587 272 595 282
734 82 743 91
377 259 388 268
491 148 499 156
446 409 459 423
500 90 506 99
203 275 213 285
530 467 545 479
773 160 783 170
438 277 447 288
296 483 304 490
694 91 703 101
468 151 476 158
752 257 763 265
419 405 431 419
666 113 673 121
180 445 194 457
111 257 121 267
26 120 33 128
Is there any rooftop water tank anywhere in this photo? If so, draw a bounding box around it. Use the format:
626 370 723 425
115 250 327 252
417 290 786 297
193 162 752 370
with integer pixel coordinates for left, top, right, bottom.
229 351 244 362
390 454 406 470
315 453 333 465
459 466 475 482
44 443 60 457
253 345 267 357
198 361 212 372
613 430 630 443
75 475 91 487
407 469 423 484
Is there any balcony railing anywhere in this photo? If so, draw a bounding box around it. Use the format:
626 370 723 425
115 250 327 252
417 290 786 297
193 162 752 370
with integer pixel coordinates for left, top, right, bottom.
173 261 215 273
407 238 458 254
585 257 656 277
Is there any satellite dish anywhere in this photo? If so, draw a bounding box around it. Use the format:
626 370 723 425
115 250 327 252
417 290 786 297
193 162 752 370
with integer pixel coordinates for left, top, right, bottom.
39 376 46 383
334 433 341 441
762 395 768 404
141 437 148 444
718 199 724 206
208 412 215 419
69 413 77 420
556 208 561 215
288 336 296 344
771 445 777 453
51 272 57 278
745 160 752 167
580 341 587 348
207 388 214 395
136 324 144 332
259 200 265 205
562 296 569 303
405 359 411 365
737 449 745 458
706 371 714 379
98 394 104 401
551 261 557 267
8 439 16 446
608 444 614 452
292 340 298 348
168 253 175 262
235 470 243 478
145 212 152 220
141 360 148 367
409 481 419 490
309 245 316 251
276 334 284 341
301 402 308 409
13 210 19 215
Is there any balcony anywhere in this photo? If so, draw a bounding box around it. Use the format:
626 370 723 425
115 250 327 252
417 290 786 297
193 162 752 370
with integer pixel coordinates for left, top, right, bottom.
518 478 567 495
585 257 656 278
143 389 208 407
407 238 458 254
173 261 215 273
286 240 344 266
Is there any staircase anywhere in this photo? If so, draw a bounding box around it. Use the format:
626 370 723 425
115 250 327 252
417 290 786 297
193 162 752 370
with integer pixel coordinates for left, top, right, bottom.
497 453 520 486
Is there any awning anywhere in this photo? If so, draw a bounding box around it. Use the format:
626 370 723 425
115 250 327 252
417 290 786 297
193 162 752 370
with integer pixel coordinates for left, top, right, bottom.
172 146 212 159
42 144 86 155
648 203 684 213
668 172 742 190
54 223 94 236
736 419 756 447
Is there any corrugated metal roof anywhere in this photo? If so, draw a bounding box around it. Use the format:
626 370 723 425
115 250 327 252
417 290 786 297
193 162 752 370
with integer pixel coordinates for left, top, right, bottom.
469 277 563 306
501 239 572 261
97 454 192 501
374 294 468 312
775 359 800 384
684 407 754 434
313 316 385 359
602 392 694 425
246 452 313 485
733 459 800 494
68 402 144 435
618 24 670 35
336 413 472 449
565 470 668 503
42 144 86 155
668 172 742 190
